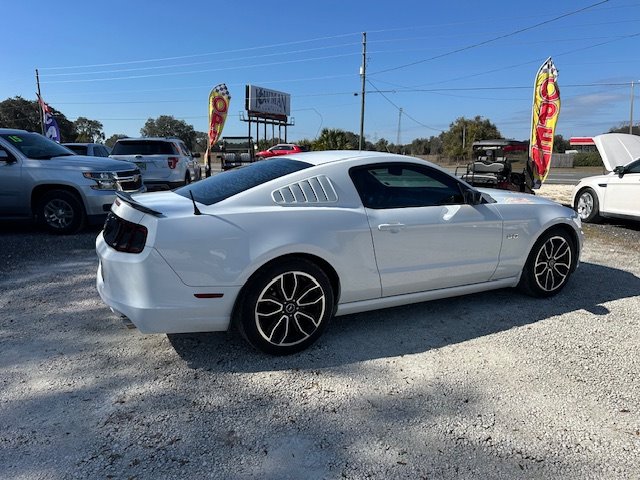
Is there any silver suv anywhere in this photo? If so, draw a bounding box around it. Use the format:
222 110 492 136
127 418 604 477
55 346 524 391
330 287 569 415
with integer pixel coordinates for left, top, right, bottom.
0 129 145 234
110 137 201 190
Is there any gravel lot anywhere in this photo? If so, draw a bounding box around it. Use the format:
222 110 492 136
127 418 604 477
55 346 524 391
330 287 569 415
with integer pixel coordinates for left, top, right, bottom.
1 195 639 479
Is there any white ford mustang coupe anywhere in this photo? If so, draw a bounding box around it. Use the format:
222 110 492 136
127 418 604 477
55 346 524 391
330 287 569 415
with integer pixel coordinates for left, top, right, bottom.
573 133 640 223
96 151 583 355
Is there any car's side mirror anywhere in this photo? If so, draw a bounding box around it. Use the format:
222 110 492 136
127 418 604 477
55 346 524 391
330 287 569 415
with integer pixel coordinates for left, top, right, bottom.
613 165 625 177
463 189 483 205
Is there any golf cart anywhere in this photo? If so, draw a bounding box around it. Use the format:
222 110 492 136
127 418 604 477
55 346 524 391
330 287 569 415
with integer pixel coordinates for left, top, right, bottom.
457 139 533 193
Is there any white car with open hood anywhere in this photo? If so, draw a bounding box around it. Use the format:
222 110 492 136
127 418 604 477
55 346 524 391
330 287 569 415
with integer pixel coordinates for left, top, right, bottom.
573 133 640 223
96 151 583 355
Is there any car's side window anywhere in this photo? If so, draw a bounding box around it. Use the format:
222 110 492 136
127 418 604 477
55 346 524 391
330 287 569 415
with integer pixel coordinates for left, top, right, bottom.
350 163 465 209
626 159 640 174
178 142 191 157
0 146 17 163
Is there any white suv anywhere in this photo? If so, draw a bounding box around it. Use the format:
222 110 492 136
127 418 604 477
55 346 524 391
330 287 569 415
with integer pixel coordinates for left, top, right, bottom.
110 137 201 190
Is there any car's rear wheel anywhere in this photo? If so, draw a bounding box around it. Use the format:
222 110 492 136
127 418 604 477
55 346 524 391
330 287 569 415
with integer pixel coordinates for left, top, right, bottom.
575 187 601 223
36 190 86 234
235 259 334 355
518 229 575 298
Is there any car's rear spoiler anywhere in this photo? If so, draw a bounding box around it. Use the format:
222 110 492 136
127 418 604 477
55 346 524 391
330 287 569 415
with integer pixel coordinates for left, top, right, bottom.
115 191 163 217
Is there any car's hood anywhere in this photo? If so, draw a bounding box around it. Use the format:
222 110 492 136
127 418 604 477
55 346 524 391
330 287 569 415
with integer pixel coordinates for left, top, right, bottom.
49 155 136 171
478 188 560 206
593 133 640 171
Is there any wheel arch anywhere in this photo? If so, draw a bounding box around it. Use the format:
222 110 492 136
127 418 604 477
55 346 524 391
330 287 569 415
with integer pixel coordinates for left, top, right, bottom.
572 183 604 209
532 221 581 272
232 252 341 319
31 184 85 215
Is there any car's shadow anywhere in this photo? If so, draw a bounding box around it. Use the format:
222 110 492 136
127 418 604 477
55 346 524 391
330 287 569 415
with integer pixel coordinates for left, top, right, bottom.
169 261 639 372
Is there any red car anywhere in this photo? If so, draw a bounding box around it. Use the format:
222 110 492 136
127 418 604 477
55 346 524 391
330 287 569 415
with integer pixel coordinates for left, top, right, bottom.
256 144 309 159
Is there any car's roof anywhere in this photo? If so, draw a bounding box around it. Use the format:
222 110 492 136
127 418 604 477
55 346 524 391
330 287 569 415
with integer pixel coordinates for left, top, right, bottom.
62 142 99 146
0 128 32 134
115 137 180 142
283 150 437 168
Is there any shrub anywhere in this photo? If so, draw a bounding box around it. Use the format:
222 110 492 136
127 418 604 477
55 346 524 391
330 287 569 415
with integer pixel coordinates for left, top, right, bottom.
573 152 603 167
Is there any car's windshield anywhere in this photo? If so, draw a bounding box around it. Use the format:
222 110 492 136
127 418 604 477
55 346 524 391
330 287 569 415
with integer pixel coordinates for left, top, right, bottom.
0 132 75 159
176 158 312 206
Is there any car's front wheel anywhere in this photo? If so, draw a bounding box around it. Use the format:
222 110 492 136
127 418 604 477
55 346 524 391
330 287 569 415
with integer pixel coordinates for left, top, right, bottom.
518 229 575 298
575 187 601 223
235 259 334 355
36 190 86 234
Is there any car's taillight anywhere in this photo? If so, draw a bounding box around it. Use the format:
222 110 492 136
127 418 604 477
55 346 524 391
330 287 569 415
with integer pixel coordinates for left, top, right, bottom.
103 213 148 254
167 157 179 169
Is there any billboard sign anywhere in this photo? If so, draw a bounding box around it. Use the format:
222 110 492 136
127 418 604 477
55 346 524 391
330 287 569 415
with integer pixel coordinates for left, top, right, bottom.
246 85 290 119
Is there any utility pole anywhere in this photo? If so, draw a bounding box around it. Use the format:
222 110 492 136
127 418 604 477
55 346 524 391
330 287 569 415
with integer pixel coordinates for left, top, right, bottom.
35 69 44 135
630 81 635 135
359 32 367 151
396 108 402 146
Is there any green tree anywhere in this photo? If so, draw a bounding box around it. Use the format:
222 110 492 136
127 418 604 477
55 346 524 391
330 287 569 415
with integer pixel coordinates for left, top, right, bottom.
193 131 208 153
553 134 569 153
441 116 502 160
105 134 128 148
140 115 197 150
74 117 105 143
608 123 640 135
314 128 351 150
374 138 390 152
407 138 431 155
0 96 76 142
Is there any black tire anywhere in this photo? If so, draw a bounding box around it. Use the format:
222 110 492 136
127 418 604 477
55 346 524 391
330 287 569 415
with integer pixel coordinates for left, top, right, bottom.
36 190 86 234
574 187 601 223
235 259 334 355
518 229 575 298
184 171 192 186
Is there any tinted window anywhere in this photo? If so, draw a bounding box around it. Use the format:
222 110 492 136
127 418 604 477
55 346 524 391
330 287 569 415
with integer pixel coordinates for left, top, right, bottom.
98 146 109 157
66 145 88 155
0 132 74 159
627 159 640 174
350 163 464 209
176 158 312 206
111 140 177 155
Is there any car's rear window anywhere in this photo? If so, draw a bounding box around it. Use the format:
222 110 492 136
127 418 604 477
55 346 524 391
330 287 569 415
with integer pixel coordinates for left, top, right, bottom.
176 158 312 206
111 140 177 155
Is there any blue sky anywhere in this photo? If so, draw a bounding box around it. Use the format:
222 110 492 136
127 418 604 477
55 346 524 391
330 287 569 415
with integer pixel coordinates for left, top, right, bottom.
1 0 638 143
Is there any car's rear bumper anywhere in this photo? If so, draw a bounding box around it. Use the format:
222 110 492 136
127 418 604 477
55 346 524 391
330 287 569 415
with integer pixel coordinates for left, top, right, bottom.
96 234 240 333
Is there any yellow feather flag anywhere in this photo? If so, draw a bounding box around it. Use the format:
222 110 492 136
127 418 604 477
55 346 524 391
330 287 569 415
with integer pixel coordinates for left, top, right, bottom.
204 84 231 165
529 58 560 188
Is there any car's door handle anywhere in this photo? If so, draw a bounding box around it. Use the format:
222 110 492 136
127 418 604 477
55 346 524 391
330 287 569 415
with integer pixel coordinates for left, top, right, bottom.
378 223 406 232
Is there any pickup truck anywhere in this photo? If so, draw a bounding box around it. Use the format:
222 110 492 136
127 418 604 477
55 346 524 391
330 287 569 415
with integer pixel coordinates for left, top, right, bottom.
0 129 145 234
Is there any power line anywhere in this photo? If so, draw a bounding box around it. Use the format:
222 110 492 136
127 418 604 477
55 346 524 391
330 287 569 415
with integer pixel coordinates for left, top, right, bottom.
367 80 442 132
40 52 362 84
370 32 640 93
39 42 363 78
39 32 362 70
370 0 611 75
